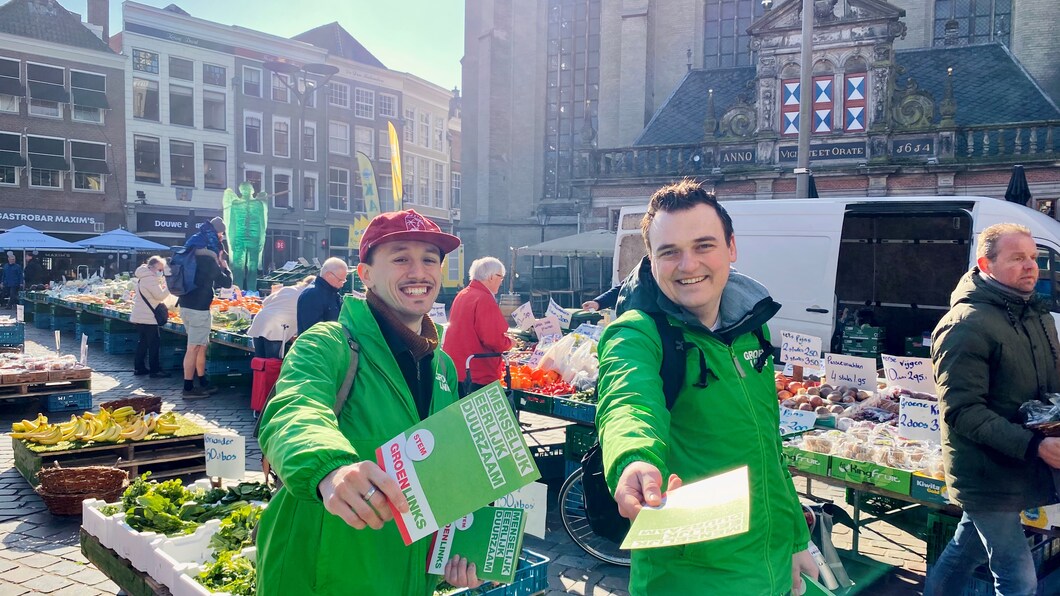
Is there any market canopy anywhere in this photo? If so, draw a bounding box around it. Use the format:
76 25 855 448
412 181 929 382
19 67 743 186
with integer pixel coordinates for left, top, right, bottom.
518 229 616 257
0 225 84 251
75 229 168 252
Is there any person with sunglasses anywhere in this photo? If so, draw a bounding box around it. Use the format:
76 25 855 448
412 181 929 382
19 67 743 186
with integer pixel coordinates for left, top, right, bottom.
297 257 348 335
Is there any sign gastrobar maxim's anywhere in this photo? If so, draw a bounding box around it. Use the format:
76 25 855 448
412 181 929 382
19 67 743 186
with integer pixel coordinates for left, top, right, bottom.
778 141 867 163
0 209 101 232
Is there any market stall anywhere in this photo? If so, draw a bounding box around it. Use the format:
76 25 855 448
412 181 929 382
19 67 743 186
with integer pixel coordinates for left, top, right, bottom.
515 229 614 311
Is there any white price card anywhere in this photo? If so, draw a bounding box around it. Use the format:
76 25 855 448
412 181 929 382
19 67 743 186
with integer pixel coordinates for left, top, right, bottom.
15 304 23 322
780 330 823 368
54 330 60 354
779 406 818 436
898 397 941 443
881 354 935 394
80 334 88 366
546 299 573 330
511 302 535 331
824 353 877 391
429 302 448 324
532 316 563 340
493 482 548 539
205 432 246 480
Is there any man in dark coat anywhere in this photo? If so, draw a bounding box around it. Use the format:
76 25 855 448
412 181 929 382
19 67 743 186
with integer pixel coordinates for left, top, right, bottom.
296 257 346 335
925 223 1060 596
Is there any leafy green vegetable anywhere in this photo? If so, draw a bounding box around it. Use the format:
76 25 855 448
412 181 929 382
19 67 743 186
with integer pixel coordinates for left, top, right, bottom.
208 504 262 556
99 504 121 516
197 551 255 596
198 482 272 506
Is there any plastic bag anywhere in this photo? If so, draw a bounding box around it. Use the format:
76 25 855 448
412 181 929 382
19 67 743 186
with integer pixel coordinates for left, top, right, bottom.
563 340 598 383
537 333 578 375
1020 400 1060 425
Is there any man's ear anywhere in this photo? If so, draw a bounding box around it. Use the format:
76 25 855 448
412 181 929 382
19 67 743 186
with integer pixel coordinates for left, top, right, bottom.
357 262 372 288
977 255 992 274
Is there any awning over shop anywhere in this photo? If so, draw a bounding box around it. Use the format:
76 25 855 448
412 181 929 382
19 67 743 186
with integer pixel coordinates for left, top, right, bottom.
75 229 167 251
0 151 25 167
29 154 69 171
0 225 84 250
72 158 109 174
0 76 24 97
71 88 109 109
28 81 69 103
519 229 616 257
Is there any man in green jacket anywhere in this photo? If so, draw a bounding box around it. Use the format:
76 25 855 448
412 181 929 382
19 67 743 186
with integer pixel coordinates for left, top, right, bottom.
597 180 816 595
925 223 1060 596
256 209 483 595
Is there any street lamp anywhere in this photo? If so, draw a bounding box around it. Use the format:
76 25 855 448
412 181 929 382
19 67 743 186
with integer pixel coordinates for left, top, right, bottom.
264 60 338 260
795 0 814 198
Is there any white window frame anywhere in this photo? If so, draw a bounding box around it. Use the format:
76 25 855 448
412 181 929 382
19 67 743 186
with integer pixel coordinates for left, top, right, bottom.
379 129 391 161
418 157 430 204
354 88 375 120
169 139 196 188
329 120 349 156
169 56 194 82
273 116 291 158
0 57 18 114
202 63 227 88
272 167 293 209
404 108 416 144
202 90 226 132
0 94 18 113
303 171 319 212
354 126 374 160
70 68 105 124
203 144 228 190
419 113 430 148
132 77 159 121
328 81 349 108
242 66 262 97
70 139 106 193
301 77 317 108
328 167 350 212
450 171 461 208
0 131 20 186
244 111 263 155
132 48 159 74
243 164 265 194
133 135 161 184
27 134 65 190
379 93 397 118
433 120 445 152
168 84 194 127
433 162 446 208
303 121 317 162
405 155 416 203
27 61 64 119
272 72 290 103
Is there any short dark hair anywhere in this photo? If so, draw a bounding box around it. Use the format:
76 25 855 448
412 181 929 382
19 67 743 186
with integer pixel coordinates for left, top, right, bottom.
640 179 734 251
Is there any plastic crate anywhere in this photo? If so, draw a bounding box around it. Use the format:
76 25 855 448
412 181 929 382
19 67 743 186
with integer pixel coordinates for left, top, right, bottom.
104 318 136 333
925 511 961 565
552 396 596 424
50 316 76 332
45 391 92 413
447 549 550 596
530 443 565 481
564 424 597 460
0 322 24 345
75 323 104 343
564 459 581 480
205 359 252 375
33 314 52 329
205 372 252 388
515 390 553 415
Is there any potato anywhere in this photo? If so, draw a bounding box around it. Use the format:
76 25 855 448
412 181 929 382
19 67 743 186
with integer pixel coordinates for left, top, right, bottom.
776 381 786 391
781 399 797 409
857 390 872 401
778 390 793 399
809 396 825 408
841 394 855 404
815 406 831 416
818 384 834 395
806 387 820 396
796 388 809 395
828 404 845 414
796 395 811 406
798 403 814 411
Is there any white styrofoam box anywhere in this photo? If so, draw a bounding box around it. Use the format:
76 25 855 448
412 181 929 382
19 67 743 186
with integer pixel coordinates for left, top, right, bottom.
112 519 163 573
174 565 232 596
239 546 256 566
81 499 118 547
151 519 222 591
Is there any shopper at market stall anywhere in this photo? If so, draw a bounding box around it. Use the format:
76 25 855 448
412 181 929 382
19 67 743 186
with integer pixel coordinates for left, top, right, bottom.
443 256 513 396
23 254 44 289
257 209 482 595
178 218 232 399
296 257 347 335
595 180 816 595
2 252 23 308
131 256 172 378
248 276 314 358
925 223 1060 596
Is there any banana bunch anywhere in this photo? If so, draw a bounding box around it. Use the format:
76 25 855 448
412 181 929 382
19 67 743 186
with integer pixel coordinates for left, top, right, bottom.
10 407 182 445
11 413 48 434
154 412 180 436
11 420 63 445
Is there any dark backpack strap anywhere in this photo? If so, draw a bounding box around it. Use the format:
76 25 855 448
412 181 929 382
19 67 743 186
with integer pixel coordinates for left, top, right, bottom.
334 326 361 416
646 311 687 410
751 326 773 373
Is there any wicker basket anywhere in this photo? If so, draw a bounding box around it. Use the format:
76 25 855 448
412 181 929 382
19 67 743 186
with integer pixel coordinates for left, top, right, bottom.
36 465 128 495
35 486 126 516
99 395 163 414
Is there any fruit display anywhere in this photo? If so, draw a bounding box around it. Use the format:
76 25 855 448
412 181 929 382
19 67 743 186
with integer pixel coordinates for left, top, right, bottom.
11 408 184 445
789 423 945 479
0 354 89 377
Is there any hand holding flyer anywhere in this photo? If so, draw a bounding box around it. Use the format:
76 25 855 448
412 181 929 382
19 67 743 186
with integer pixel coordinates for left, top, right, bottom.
428 506 527 584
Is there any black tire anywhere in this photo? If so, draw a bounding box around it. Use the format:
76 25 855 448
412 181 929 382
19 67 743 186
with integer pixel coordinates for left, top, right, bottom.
558 467 631 567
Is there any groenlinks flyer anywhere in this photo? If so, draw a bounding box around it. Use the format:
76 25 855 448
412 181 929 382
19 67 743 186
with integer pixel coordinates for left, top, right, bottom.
376 382 542 545
427 506 527 584
620 466 751 550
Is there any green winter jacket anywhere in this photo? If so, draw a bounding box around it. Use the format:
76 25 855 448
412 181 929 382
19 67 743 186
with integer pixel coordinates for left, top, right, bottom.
932 269 1060 511
598 258 810 596
256 297 460 596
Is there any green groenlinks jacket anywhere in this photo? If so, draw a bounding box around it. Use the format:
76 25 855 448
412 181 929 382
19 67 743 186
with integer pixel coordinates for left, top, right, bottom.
257 297 459 596
598 259 810 596
932 269 1060 511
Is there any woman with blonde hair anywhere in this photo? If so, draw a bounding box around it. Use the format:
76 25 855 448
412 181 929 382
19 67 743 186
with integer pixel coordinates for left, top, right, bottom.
131 256 171 377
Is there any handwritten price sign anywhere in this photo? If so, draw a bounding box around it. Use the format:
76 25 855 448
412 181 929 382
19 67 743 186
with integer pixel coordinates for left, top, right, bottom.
780 331 823 368
825 353 877 391
779 406 818 436
898 397 941 443
881 354 935 394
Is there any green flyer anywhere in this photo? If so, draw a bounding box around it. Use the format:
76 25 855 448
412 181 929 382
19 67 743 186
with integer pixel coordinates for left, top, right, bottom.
376 382 541 545
620 466 751 550
427 506 527 584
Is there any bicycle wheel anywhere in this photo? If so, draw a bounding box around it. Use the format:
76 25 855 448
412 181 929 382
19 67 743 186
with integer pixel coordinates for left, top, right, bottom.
558 468 631 566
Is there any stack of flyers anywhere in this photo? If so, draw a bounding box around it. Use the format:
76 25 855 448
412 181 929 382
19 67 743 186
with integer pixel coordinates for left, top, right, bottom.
376 382 541 545
427 506 527 584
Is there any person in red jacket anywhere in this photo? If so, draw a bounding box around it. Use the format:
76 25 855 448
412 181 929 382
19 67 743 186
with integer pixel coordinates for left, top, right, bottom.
443 257 514 396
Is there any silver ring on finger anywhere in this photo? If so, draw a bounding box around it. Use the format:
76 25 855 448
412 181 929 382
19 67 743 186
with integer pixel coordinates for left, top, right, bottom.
362 485 377 502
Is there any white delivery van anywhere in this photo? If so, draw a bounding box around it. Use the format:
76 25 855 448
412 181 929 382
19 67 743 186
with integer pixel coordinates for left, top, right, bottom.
613 197 1060 354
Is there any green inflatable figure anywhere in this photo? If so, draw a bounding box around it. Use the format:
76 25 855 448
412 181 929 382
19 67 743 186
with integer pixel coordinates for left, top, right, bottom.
223 181 268 292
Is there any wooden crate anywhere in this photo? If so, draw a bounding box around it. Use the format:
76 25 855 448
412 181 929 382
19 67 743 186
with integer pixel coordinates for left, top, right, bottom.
48 368 93 382
80 529 171 596
14 433 206 488
0 377 92 400
1 370 50 385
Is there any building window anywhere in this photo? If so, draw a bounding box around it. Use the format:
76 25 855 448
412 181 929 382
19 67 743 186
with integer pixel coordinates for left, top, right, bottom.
203 64 226 87
133 78 159 121
273 171 291 209
170 85 194 127
781 79 800 136
170 140 195 187
303 122 316 161
703 0 766 68
273 118 290 158
379 129 391 161
379 93 397 118
934 0 1012 46
203 145 227 189
433 162 445 208
302 78 317 108
811 75 833 134
404 108 416 144
352 174 365 213
433 120 444 152
419 113 430 148
71 141 106 192
244 114 262 154
27 63 65 118
0 132 18 186
378 173 392 211
0 59 20 113
450 172 461 209
71 70 106 123
405 156 416 203
132 49 158 74
244 166 263 194
27 136 65 189
329 167 349 211
844 73 867 132
243 66 261 97
354 126 374 159
329 121 349 155
354 88 375 119
272 72 289 103
303 173 318 211
0 164 14 185
134 136 160 183
170 57 193 81
203 90 226 131
328 82 349 108
418 158 429 205
31 169 61 188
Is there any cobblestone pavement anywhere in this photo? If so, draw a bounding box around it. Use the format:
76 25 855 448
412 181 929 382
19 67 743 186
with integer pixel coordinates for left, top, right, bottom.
0 323 928 595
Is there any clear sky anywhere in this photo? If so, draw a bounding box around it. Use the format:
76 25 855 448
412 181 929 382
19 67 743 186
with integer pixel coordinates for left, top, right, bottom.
62 0 465 90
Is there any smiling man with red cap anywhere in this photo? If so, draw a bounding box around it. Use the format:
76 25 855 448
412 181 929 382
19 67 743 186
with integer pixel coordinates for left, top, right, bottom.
256 209 482 595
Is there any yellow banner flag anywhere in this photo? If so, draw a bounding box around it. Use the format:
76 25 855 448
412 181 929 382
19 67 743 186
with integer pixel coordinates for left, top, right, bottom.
355 152 380 218
388 121 403 210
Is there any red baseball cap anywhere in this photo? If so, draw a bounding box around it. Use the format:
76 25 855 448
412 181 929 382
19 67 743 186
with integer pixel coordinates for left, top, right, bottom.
359 209 460 259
